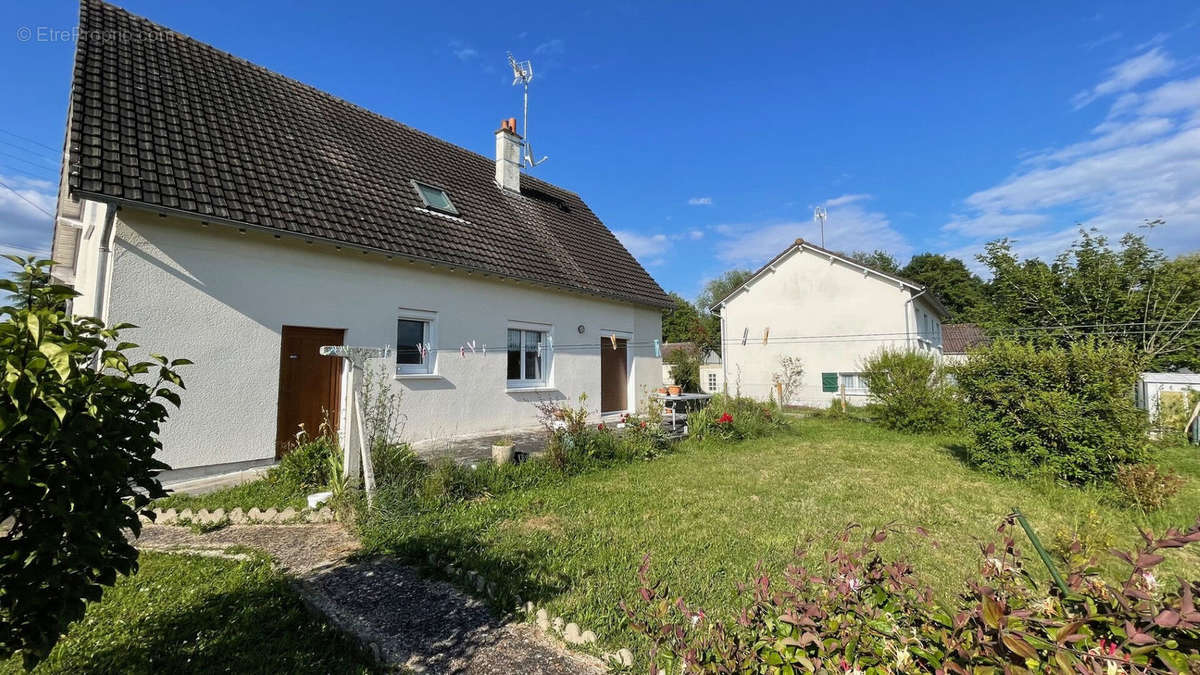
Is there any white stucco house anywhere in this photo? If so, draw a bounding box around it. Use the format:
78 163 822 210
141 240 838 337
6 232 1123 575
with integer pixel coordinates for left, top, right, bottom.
712 239 949 406
50 0 670 479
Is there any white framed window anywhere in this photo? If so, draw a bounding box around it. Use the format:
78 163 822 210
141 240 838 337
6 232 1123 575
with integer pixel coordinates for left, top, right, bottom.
507 323 551 387
707 372 718 390
396 309 437 375
839 372 868 394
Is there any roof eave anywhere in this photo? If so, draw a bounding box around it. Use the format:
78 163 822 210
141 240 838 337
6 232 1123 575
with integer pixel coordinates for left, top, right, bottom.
75 191 674 310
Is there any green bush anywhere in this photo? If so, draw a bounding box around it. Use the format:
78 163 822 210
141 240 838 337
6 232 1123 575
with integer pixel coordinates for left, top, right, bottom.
860 348 957 433
1115 463 1186 512
954 339 1150 485
689 394 784 441
663 344 702 392
0 257 188 667
268 434 335 491
371 440 424 488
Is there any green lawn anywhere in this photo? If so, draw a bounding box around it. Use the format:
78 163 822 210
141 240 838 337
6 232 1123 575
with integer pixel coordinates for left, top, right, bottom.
152 476 310 512
2 552 377 674
360 417 1200 655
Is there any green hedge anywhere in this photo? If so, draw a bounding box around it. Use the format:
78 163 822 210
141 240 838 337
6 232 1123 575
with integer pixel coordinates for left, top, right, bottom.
953 338 1149 485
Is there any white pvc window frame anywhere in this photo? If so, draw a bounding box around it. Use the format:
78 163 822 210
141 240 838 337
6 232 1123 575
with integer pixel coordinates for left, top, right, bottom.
396 308 438 376
506 320 553 389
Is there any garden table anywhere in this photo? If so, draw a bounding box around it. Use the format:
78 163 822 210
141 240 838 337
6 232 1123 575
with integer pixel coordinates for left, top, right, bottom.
650 392 714 431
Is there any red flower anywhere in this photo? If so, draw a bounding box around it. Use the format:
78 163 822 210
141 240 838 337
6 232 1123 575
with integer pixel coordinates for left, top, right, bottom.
718 412 734 424
640 421 648 429
597 423 605 430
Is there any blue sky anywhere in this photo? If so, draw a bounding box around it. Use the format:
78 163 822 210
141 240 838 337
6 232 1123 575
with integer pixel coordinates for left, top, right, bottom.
2 1 1199 300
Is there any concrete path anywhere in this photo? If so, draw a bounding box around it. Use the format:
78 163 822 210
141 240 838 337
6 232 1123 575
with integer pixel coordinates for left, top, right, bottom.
135 524 603 674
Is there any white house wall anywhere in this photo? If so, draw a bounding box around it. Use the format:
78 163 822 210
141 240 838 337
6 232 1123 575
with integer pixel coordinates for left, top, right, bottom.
719 247 942 406
102 208 663 472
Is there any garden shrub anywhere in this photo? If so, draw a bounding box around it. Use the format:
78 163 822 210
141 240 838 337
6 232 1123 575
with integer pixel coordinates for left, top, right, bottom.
689 394 783 441
269 433 335 491
954 339 1150 485
371 440 424 488
1115 463 1186 512
860 347 957 433
0 257 188 667
625 517 1200 674
663 344 702 392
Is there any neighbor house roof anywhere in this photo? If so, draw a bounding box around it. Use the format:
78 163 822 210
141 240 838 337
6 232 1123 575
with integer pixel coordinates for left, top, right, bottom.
710 238 950 317
941 323 988 355
65 0 671 309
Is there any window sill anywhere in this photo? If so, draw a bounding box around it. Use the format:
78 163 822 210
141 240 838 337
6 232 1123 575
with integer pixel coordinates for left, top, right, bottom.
505 385 558 394
394 373 444 381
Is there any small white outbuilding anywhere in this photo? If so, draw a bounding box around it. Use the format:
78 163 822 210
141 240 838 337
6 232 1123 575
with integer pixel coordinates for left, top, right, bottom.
1136 372 1200 439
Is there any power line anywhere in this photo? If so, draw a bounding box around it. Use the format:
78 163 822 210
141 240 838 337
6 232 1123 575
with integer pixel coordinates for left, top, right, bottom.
0 128 58 153
0 179 54 217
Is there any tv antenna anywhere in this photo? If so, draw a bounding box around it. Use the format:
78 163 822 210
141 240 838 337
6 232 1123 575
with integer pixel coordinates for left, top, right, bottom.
813 206 828 248
507 52 548 168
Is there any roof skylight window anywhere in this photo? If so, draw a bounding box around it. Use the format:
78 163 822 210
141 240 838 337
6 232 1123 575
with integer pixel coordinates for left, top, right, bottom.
412 181 457 215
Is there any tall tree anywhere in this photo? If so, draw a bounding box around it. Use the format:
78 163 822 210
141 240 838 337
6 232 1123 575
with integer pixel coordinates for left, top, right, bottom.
661 292 701 344
695 269 753 357
848 250 902 275
977 228 1200 370
697 269 754 311
900 253 987 321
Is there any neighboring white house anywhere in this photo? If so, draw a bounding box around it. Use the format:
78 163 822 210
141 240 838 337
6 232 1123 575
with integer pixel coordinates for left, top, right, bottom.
712 239 949 406
660 342 723 393
50 0 669 479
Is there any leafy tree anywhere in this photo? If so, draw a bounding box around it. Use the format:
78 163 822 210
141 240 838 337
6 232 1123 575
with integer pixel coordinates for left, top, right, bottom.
860 348 956 433
977 228 1200 370
900 253 987 321
697 269 753 312
663 343 702 392
847 249 902 275
695 269 753 357
0 257 188 667
661 293 700 344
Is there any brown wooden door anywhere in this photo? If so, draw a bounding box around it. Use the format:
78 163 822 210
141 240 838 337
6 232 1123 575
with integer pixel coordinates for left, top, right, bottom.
275 326 344 458
600 337 628 413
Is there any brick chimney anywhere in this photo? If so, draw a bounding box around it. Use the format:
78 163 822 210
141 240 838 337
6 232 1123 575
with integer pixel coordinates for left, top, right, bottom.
495 118 522 192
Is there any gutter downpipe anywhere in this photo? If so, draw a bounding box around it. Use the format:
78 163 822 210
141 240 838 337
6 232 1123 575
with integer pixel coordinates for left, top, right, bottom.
903 288 927 351
92 203 117 323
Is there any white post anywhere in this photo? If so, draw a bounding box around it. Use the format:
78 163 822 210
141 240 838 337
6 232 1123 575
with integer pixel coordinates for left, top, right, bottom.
355 387 376 508
343 365 362 486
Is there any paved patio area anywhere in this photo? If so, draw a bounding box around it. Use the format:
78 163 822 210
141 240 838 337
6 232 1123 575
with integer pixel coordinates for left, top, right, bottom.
412 428 548 465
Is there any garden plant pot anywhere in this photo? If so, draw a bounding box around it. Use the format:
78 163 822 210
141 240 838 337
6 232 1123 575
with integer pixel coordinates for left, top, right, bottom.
492 443 515 465
667 385 682 396
656 387 668 394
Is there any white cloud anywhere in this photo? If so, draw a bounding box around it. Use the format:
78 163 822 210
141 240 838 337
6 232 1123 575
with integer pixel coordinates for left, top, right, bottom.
614 230 669 260
687 229 704 240
0 173 54 258
449 40 478 62
1072 48 1174 109
945 51 1200 263
687 196 712 206
713 202 910 267
821 193 871 207
534 39 565 56
1082 31 1122 51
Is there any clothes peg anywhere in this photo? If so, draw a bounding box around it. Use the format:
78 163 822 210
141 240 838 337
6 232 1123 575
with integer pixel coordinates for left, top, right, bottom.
609 334 618 350
460 345 465 358
762 327 770 345
653 339 661 357
467 340 477 355
741 327 749 346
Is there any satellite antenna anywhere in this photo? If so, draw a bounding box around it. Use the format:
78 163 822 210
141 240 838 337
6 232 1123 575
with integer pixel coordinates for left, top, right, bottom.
507 52 548 168
813 206 828 248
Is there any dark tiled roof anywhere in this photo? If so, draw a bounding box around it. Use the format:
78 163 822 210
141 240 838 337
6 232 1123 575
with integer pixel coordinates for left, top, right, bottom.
942 323 988 354
67 0 671 309
661 342 697 359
